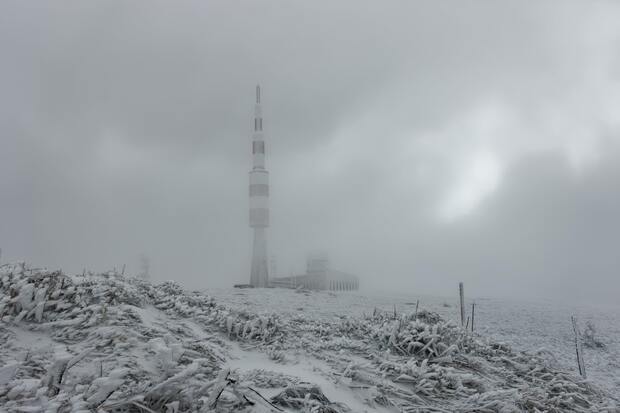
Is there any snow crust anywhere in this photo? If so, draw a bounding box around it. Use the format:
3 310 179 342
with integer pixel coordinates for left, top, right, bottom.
1 263 618 412
208 287 620 396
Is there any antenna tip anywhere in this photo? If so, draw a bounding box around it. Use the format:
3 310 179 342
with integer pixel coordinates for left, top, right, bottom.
256 84 261 104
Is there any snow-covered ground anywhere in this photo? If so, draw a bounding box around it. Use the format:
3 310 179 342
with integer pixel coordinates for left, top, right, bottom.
1 264 618 412
207 287 620 396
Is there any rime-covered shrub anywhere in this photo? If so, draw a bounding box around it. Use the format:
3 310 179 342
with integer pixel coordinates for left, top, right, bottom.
583 321 606 349
0 264 616 413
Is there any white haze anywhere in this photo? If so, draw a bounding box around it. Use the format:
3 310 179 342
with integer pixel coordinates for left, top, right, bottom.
1 1 620 304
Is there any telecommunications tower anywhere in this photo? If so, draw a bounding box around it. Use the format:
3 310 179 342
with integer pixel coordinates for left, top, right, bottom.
249 85 269 287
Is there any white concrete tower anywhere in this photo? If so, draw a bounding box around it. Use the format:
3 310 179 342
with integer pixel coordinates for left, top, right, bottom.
249 85 269 287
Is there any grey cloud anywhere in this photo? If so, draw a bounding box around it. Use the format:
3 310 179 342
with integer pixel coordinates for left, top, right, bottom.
1 1 620 302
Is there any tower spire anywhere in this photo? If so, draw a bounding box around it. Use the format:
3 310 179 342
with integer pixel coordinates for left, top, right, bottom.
256 84 261 104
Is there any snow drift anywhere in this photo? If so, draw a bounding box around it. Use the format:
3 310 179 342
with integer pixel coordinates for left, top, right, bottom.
0 263 617 412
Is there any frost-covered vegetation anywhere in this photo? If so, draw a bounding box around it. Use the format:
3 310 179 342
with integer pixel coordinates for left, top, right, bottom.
1 263 618 412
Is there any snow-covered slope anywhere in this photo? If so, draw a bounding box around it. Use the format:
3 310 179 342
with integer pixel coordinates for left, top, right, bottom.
1 264 617 412
208 287 620 397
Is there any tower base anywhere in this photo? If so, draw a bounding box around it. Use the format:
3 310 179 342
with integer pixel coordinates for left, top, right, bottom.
250 227 269 287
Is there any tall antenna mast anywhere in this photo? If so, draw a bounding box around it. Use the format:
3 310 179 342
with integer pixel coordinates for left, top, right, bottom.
249 85 269 287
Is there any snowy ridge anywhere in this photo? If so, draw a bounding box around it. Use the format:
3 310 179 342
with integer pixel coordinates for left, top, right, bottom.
1 264 618 412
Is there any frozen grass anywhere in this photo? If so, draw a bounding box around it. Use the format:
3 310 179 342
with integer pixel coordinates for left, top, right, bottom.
207 287 620 396
1 264 618 412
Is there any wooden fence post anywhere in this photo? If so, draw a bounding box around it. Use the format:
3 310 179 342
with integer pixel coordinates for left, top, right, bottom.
471 302 475 332
571 315 586 378
459 282 465 326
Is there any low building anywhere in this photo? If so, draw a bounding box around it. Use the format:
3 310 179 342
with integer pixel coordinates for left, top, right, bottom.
270 253 359 291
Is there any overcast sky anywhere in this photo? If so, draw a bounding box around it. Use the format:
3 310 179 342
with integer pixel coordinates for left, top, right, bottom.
1 1 620 304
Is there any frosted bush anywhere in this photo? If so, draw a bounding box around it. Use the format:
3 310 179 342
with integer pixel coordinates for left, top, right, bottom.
583 320 606 349
0 264 616 412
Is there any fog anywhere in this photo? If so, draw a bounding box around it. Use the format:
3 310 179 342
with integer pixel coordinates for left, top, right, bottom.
1 1 620 304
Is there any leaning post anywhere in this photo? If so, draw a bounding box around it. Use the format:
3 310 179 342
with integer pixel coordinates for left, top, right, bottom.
459 282 465 327
571 315 587 378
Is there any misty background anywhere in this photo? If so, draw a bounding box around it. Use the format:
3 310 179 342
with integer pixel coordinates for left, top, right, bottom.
1 1 619 304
